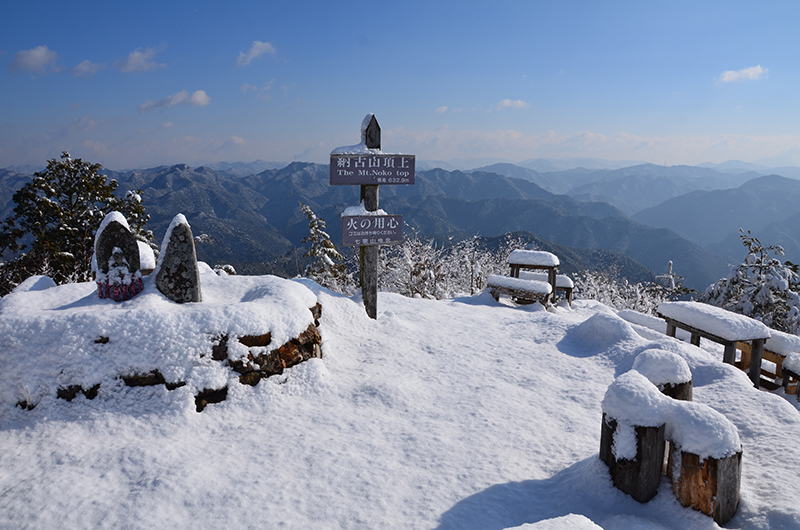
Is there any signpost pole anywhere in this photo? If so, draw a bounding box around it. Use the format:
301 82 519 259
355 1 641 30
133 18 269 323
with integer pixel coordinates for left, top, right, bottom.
360 117 381 319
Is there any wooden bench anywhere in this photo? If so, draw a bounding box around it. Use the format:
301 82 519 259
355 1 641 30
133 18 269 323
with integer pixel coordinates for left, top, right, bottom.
782 353 800 399
658 302 771 389
487 274 552 305
519 270 574 307
507 250 560 306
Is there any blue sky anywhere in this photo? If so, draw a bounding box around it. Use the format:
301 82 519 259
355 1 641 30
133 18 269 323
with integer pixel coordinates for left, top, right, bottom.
2 1 800 170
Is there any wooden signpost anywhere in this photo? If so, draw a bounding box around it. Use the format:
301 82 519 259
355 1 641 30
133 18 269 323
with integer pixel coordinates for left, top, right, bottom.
330 115 415 319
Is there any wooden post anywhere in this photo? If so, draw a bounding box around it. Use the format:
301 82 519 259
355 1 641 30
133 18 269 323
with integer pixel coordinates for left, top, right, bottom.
749 338 765 388
360 116 381 320
723 342 737 365
690 333 701 347
666 321 677 338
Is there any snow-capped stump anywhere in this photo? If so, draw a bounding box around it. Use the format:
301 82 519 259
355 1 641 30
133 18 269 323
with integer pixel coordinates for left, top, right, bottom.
94 211 144 302
600 368 742 523
666 402 742 526
632 349 693 401
600 371 669 503
155 214 202 303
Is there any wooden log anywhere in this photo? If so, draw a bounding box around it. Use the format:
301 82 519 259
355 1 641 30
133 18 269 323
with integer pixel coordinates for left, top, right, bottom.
669 446 742 525
661 379 693 402
600 413 666 503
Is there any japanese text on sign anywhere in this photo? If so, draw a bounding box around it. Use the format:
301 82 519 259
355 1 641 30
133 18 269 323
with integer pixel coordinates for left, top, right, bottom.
341 215 403 247
330 154 415 185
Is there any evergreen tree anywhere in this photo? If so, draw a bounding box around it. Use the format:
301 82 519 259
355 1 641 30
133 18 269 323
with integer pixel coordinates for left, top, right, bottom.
704 230 800 333
0 152 151 293
299 202 353 294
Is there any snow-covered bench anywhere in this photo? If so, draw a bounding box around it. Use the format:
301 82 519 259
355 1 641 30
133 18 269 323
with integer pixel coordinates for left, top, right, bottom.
658 301 772 388
487 274 552 305
507 250 560 306
518 270 574 307
782 352 800 401
735 328 800 390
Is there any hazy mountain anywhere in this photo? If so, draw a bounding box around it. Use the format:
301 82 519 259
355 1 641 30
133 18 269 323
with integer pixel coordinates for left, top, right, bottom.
696 160 773 173
565 168 758 215
518 157 645 172
474 162 755 204
1 162 729 289
632 175 800 258
204 160 286 177
0 169 31 220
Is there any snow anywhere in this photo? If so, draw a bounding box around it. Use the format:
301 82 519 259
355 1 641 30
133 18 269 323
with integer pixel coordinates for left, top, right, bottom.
784 352 800 374
0 283 798 529
508 249 560 267
510 514 603 529
765 328 800 356
632 349 692 387
519 270 574 288
341 202 388 217
658 301 772 342
138 241 156 270
487 274 553 294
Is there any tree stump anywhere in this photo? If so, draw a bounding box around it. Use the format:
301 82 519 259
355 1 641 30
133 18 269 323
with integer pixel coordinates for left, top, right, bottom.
660 380 693 401
600 413 666 503
669 446 742 525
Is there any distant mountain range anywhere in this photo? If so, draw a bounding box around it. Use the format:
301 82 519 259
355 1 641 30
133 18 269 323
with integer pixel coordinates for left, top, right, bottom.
4 159 800 291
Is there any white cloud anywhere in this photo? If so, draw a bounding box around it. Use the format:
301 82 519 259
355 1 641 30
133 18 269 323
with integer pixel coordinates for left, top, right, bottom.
381 126 800 167
435 106 448 114
236 41 276 67
9 45 59 73
161 122 174 128
117 47 166 73
497 99 529 110
138 90 211 113
231 136 246 145
73 59 102 78
719 65 768 83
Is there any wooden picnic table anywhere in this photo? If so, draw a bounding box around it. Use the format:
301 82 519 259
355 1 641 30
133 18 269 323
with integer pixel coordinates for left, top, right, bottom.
658 302 772 388
507 250 560 306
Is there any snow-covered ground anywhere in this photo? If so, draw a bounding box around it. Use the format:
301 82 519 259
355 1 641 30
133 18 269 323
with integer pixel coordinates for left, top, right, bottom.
0 273 798 529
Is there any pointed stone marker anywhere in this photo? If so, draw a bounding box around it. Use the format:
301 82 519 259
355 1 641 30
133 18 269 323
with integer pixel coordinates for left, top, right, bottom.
94 211 144 302
156 214 202 303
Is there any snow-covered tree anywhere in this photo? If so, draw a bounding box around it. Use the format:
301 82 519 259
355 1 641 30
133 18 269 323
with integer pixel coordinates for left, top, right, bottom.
379 227 447 299
380 231 527 299
704 230 800 334
573 265 667 314
299 202 354 294
0 152 151 294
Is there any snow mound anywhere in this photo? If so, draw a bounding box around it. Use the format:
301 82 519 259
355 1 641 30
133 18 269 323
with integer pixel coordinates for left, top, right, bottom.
632 349 692 387
11 275 57 292
510 514 603 529
569 312 639 352
0 273 319 409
